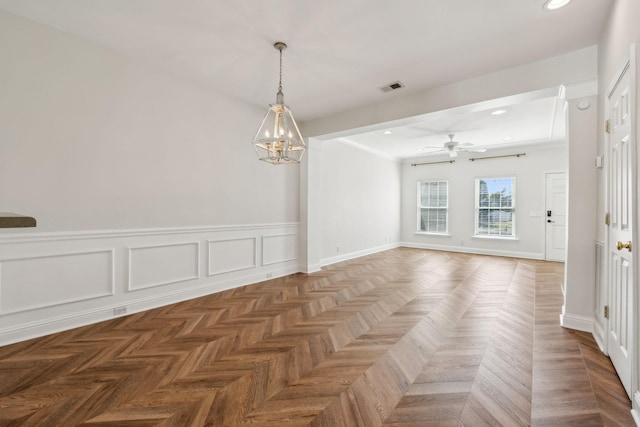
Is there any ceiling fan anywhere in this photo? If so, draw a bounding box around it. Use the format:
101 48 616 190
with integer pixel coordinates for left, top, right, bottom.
422 134 487 158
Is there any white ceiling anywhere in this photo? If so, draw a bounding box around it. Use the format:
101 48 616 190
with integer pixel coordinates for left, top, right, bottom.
336 89 566 159
0 0 611 158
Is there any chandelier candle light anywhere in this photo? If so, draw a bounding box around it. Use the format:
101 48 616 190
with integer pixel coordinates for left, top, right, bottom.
252 42 306 164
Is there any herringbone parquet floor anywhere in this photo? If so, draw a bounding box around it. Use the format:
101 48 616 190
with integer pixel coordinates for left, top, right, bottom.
0 248 633 426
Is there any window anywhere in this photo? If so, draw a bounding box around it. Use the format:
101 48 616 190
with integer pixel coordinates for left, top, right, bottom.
417 180 448 234
475 177 515 237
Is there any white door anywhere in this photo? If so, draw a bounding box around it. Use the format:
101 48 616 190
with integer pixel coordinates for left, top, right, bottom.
545 172 567 261
607 60 634 398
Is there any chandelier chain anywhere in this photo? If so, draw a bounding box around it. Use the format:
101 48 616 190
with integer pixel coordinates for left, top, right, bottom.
278 47 283 94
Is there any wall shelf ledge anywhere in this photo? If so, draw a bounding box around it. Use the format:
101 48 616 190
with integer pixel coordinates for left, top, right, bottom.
0 213 37 228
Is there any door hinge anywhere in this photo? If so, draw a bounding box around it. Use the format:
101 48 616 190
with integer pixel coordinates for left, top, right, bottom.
605 213 610 225
604 305 609 319
605 119 611 134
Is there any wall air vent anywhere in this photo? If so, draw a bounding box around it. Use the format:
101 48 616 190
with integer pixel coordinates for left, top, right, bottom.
379 81 405 93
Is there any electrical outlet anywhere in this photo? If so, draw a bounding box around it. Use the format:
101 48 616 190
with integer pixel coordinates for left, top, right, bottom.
336 246 340 253
113 306 127 316
266 273 273 278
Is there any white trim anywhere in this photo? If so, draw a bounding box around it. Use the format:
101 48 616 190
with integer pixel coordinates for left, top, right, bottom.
300 263 322 274
0 222 301 244
207 237 258 276
471 235 519 241
559 311 593 333
320 243 400 267
632 392 640 426
593 240 607 351
592 319 607 353
400 242 543 260
127 241 201 291
632 42 640 420
261 233 298 266
0 249 115 314
563 78 598 100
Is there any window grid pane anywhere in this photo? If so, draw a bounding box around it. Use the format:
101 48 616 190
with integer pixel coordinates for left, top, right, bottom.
475 178 515 237
420 181 447 208
418 181 448 233
420 208 447 233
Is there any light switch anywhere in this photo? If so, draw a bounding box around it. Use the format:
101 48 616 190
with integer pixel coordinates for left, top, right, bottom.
595 155 603 168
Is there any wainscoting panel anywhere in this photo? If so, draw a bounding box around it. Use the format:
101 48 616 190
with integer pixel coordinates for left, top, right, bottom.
0 223 299 346
128 242 200 291
208 237 257 276
262 233 297 266
0 249 114 315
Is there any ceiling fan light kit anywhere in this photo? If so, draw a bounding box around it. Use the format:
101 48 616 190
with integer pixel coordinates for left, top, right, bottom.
420 134 487 158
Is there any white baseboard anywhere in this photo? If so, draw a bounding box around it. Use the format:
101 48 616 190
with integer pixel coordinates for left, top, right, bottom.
320 243 400 267
319 241 543 268
559 312 594 333
592 319 607 353
400 242 544 260
299 263 322 274
632 391 640 426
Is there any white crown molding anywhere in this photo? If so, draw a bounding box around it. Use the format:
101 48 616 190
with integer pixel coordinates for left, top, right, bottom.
0 222 301 244
562 78 598 100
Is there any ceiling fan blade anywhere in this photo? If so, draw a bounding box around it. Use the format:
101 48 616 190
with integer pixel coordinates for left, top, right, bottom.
460 148 487 153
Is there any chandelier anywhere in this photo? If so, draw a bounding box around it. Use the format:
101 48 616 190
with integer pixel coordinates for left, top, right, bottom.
252 42 305 164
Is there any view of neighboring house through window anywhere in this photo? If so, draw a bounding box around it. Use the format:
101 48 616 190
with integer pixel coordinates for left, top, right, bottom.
475 177 515 237
417 180 448 234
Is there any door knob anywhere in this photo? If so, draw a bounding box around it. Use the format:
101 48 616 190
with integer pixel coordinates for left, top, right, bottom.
617 241 632 252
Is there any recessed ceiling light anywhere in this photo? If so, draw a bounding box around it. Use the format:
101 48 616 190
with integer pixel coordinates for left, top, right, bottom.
504 137 512 141
491 109 507 116
543 0 571 10
383 130 392 135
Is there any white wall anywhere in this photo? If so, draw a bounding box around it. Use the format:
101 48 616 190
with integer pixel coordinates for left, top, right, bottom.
319 141 401 265
0 10 299 232
401 144 567 259
0 11 301 345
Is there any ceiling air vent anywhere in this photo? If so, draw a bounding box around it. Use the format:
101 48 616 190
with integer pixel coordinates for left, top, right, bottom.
380 81 405 93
